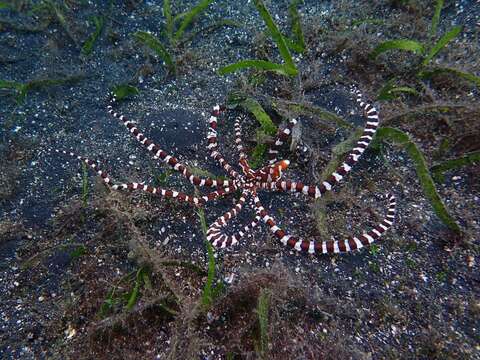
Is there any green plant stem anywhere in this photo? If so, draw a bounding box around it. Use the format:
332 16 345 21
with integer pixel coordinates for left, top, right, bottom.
196 194 217 307
201 240 216 307
431 151 480 183
422 26 462 66
277 100 353 129
419 67 480 87
173 0 214 43
256 289 270 359
430 0 444 37
163 0 173 40
0 19 46 33
44 0 79 47
376 127 461 233
370 39 424 59
377 79 419 101
250 143 268 169
126 268 144 310
81 15 105 56
240 97 277 135
320 127 363 181
253 0 296 71
288 0 305 53
112 84 139 100
157 260 207 275
383 103 477 126
311 128 363 237
21 243 85 269
219 60 296 76
1 75 85 104
351 18 385 26
134 31 176 74
219 0 299 77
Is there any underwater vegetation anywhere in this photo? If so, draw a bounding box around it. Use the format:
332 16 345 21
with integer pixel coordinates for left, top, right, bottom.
219 0 303 77
62 82 394 257
371 0 478 98
134 0 239 75
366 0 478 233
0 75 84 104
220 0 474 235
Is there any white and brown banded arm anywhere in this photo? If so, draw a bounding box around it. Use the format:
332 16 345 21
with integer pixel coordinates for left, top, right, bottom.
56 150 236 206
232 114 258 178
261 90 381 199
207 214 261 249
207 105 242 180
267 118 298 164
234 114 249 161
107 94 234 189
206 190 260 248
253 193 396 254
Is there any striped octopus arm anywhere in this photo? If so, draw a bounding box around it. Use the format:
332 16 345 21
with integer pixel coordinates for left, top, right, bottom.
107 94 234 189
233 114 257 178
267 89 381 198
266 118 298 164
56 150 235 206
234 114 249 161
206 105 242 180
206 190 260 248
253 193 396 254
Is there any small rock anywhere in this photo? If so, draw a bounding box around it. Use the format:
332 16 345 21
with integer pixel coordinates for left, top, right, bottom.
467 255 475 268
65 324 76 339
